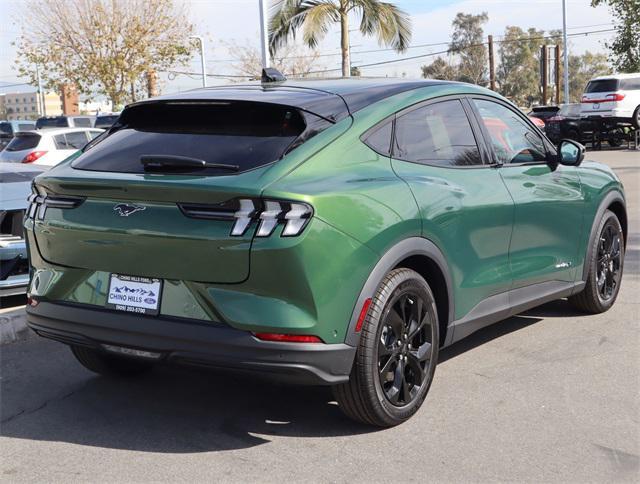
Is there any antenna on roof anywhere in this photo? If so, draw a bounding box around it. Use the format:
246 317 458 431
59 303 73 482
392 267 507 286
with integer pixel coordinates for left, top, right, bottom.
261 68 286 84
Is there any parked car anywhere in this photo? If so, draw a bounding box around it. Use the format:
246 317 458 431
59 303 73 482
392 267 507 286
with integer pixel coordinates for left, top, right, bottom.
528 105 560 123
0 120 36 151
545 103 586 143
24 77 627 427
35 115 96 129
1 162 43 296
0 127 103 167
581 73 640 128
94 113 121 129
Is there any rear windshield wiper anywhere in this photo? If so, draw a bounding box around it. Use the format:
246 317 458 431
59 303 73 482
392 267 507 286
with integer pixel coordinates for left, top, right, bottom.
140 155 240 172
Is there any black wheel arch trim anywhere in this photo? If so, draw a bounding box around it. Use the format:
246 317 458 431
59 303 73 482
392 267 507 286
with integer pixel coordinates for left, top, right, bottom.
582 190 627 282
344 237 454 347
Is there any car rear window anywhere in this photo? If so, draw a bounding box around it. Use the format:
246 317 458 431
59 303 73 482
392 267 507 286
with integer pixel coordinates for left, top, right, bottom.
36 117 69 129
94 115 119 129
585 79 620 93
5 133 41 151
0 122 12 135
18 123 35 131
73 117 93 127
72 102 310 175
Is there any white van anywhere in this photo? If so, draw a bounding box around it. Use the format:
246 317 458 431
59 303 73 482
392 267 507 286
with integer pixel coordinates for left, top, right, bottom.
581 73 640 128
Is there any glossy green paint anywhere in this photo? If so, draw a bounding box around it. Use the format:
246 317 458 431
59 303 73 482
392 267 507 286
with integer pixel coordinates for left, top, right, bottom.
26 82 625 345
498 164 584 286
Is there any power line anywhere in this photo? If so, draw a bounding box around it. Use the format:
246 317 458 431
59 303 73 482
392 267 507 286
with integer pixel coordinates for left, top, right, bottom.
307 27 616 75
163 26 615 80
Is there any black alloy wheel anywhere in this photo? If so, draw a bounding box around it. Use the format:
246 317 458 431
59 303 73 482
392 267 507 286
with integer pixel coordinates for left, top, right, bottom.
570 210 624 313
377 289 436 407
596 221 623 302
333 268 440 427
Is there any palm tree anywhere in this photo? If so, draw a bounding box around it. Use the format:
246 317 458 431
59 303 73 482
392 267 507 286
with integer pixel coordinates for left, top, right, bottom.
269 0 412 78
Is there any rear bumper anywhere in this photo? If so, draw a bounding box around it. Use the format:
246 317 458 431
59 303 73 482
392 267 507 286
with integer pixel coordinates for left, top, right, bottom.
26 301 356 385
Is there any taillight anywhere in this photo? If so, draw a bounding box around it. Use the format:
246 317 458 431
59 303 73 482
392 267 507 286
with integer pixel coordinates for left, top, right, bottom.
606 93 626 102
253 333 323 343
548 116 564 122
22 151 47 163
180 198 313 237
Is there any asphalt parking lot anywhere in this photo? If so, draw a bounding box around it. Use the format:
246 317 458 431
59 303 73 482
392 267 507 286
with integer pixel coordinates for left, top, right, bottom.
1 149 638 483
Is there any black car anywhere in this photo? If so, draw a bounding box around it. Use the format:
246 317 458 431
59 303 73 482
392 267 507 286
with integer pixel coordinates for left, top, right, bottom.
528 105 560 123
545 104 625 147
544 104 586 143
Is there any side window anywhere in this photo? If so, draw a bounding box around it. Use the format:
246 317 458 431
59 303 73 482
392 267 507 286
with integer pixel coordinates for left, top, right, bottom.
363 121 393 156
54 134 70 149
65 131 90 149
393 100 482 166
74 118 92 128
88 131 102 140
473 99 547 164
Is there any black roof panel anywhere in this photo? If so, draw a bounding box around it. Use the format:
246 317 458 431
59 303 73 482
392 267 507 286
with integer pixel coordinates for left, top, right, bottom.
138 79 450 122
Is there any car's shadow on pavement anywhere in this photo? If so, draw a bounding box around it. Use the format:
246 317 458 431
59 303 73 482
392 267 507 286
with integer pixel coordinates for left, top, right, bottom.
1 299 578 453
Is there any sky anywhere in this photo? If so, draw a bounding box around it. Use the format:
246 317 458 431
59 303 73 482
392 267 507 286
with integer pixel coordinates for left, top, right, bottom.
0 0 615 97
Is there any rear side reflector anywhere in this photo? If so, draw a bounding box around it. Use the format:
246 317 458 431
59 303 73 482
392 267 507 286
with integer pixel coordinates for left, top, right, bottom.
253 333 323 343
355 298 372 332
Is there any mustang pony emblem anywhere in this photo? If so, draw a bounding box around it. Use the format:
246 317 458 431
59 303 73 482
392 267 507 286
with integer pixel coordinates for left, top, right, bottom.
114 203 146 217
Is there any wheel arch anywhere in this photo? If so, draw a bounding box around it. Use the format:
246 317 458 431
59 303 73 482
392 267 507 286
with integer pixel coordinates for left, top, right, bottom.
344 237 454 347
581 190 627 282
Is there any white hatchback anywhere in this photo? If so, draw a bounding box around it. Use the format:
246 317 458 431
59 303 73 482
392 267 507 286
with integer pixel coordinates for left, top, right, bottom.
581 73 640 127
0 127 104 167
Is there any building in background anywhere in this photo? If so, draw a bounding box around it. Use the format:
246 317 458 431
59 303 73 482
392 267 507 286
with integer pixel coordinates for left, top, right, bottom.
78 99 113 114
1 91 63 120
0 95 5 119
60 84 79 116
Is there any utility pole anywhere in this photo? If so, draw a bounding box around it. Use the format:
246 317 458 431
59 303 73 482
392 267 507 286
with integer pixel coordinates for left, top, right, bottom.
35 63 45 116
541 45 548 105
555 44 561 104
562 0 569 103
189 36 207 87
259 0 270 68
488 35 496 91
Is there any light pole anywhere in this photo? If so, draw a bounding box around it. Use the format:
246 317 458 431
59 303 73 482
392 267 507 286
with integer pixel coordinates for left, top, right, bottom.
259 0 270 68
562 0 569 102
190 35 207 87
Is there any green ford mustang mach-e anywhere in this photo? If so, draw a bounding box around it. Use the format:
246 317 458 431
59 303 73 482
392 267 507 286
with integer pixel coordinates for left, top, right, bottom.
24 76 627 427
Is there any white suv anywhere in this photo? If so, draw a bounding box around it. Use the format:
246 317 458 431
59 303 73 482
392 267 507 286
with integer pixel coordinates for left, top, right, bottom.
581 73 640 128
0 127 103 167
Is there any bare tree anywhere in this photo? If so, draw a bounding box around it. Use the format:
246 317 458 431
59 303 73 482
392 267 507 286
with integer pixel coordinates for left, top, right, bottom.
226 40 324 79
15 0 195 108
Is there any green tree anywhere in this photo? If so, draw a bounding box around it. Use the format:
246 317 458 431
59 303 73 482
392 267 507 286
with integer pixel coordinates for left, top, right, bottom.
15 0 194 106
591 0 640 72
450 12 488 84
421 12 488 85
421 57 457 81
269 0 411 78
568 51 612 102
496 27 546 106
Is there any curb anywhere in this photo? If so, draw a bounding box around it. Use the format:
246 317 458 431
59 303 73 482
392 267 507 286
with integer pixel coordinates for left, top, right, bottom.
0 307 28 344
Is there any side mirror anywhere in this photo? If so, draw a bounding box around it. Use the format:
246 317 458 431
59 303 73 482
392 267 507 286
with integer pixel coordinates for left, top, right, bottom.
557 139 585 166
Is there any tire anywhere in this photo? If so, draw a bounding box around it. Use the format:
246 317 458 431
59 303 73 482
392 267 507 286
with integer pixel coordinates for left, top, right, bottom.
333 268 439 427
569 210 624 314
71 345 154 377
608 128 624 147
633 106 640 129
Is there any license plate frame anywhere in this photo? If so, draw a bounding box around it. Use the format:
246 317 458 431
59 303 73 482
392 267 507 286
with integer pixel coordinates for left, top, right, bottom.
106 274 163 316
